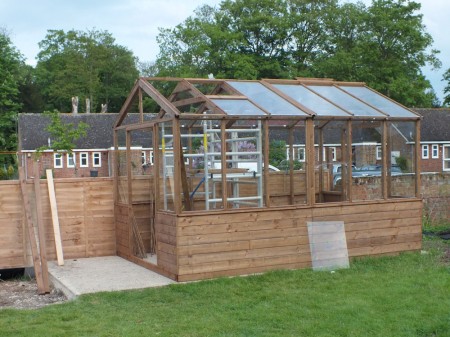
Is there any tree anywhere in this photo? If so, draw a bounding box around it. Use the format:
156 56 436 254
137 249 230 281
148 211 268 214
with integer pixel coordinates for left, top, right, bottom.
35 29 139 113
154 0 440 107
0 29 23 168
37 110 89 154
269 140 287 168
443 68 450 106
314 0 440 107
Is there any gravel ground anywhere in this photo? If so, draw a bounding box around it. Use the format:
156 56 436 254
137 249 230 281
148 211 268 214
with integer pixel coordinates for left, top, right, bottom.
0 279 67 310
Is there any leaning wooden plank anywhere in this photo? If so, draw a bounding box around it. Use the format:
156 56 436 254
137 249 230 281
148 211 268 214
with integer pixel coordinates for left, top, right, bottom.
19 167 46 294
46 169 64 266
33 162 50 293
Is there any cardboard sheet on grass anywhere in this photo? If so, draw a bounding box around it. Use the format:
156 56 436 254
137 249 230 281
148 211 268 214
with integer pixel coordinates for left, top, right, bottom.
307 221 349 271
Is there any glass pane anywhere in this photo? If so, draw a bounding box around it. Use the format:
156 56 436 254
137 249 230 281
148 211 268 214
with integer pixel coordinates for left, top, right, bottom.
320 120 346 202
267 119 307 206
211 99 266 116
307 85 385 117
351 121 383 201
274 84 350 117
339 86 418 118
389 122 416 198
227 81 309 116
159 122 175 212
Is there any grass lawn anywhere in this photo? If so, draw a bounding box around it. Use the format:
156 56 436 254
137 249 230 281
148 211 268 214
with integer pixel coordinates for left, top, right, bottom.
1 235 449 337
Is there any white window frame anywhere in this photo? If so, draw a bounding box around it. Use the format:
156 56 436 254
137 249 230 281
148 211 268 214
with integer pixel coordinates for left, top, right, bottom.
67 153 75 168
443 145 450 172
54 153 63 168
376 146 382 160
431 144 439 159
421 145 429 159
141 151 146 164
323 147 336 162
149 150 154 165
297 147 305 162
92 152 101 168
80 152 88 167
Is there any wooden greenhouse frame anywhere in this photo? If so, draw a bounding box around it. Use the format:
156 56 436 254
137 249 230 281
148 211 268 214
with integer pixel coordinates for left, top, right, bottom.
113 77 423 281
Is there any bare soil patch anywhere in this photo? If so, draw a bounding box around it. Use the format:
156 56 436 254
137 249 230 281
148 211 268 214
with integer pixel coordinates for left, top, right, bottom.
0 278 67 310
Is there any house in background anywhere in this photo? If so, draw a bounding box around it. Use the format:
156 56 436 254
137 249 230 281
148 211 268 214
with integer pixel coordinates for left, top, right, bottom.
413 108 450 173
18 109 449 178
18 113 154 179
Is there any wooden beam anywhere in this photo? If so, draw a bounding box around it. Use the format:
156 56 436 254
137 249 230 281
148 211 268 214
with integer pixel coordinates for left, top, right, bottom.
305 119 315 206
126 130 133 254
386 124 392 197
46 169 64 266
153 124 161 211
346 120 353 201
340 128 347 200
288 127 295 205
220 120 228 209
19 167 45 294
173 96 205 107
263 120 270 207
138 78 182 119
139 87 144 124
205 95 246 100
172 118 182 214
179 136 192 211
33 162 50 293
115 80 140 128
415 120 421 198
318 128 324 202
382 121 388 199
113 130 119 204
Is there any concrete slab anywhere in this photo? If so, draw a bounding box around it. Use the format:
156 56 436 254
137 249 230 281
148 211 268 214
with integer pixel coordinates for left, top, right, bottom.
48 256 175 299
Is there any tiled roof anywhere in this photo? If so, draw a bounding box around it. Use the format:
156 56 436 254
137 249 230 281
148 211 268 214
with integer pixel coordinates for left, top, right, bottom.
413 108 450 142
18 113 156 150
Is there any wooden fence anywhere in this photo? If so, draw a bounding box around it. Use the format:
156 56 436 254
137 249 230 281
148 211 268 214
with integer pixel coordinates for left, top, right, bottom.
0 178 115 269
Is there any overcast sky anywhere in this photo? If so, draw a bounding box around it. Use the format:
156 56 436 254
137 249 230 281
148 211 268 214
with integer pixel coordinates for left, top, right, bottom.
1 0 448 103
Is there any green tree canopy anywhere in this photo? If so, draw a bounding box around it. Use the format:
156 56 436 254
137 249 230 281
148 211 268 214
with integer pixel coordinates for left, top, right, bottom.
0 29 23 165
35 29 139 113
154 0 440 107
443 68 450 106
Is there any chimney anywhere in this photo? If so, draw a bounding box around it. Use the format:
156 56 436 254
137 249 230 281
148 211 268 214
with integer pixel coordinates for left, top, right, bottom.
72 96 79 114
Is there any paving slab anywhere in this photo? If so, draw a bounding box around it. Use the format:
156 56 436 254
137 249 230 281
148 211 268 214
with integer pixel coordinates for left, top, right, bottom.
48 256 174 299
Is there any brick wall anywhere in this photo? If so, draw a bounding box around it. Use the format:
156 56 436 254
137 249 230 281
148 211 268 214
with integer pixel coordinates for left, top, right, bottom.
23 151 110 179
351 173 449 224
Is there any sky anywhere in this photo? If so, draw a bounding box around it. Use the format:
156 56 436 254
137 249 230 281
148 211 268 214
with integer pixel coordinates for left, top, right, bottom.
1 0 448 103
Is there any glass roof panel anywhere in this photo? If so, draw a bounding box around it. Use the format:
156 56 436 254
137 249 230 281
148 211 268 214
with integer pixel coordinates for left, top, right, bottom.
227 81 309 116
211 98 266 116
307 85 385 117
273 84 350 117
339 86 418 118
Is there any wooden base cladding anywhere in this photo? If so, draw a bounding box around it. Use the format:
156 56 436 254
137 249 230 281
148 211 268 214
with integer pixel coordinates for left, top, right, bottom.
154 199 423 282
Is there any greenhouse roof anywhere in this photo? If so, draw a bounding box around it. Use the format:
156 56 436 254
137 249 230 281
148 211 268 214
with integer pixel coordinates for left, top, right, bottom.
115 77 420 128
